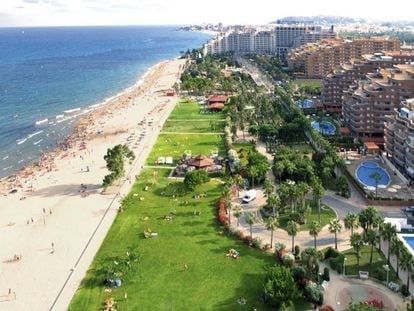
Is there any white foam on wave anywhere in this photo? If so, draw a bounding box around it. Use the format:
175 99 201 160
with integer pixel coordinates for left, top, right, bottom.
2 155 9 160
35 118 48 126
64 107 81 114
33 139 43 145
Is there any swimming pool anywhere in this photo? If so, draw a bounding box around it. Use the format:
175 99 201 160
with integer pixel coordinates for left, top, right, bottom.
356 161 391 187
295 99 315 109
402 236 414 253
311 120 336 135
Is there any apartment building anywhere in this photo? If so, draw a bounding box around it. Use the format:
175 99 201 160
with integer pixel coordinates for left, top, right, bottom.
288 37 401 78
322 51 414 112
342 63 414 143
384 99 414 180
202 24 336 61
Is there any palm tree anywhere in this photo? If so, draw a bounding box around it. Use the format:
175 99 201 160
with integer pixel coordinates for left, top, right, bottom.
390 237 403 278
263 179 274 197
329 218 342 250
382 223 396 265
286 220 300 252
400 250 414 291
369 172 382 197
311 176 324 222
267 194 280 218
365 229 377 265
309 221 322 249
233 174 244 197
265 217 278 249
248 166 259 188
222 186 232 225
297 182 311 209
273 161 284 181
300 247 320 274
358 207 380 236
374 215 384 252
350 233 364 266
233 205 243 228
344 212 359 236
246 212 256 239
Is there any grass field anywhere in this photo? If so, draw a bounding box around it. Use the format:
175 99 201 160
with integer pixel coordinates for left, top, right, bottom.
69 100 283 310
343 245 398 282
293 79 322 88
278 203 337 231
162 120 225 133
169 101 225 121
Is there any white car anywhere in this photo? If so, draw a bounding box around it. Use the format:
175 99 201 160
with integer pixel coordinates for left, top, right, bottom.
242 190 257 203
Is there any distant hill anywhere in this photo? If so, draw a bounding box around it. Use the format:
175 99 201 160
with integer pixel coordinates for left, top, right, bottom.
272 15 367 25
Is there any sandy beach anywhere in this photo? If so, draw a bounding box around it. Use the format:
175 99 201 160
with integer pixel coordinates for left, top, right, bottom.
0 58 186 310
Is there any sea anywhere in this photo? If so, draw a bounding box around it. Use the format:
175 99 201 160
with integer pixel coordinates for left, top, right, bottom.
0 26 211 178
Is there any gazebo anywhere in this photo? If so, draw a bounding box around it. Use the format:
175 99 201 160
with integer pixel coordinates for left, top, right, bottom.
188 155 214 169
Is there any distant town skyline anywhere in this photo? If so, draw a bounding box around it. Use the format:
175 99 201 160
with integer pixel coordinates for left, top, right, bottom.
1 0 414 27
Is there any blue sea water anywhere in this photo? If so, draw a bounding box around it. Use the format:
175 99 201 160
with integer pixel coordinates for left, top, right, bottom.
0 26 211 177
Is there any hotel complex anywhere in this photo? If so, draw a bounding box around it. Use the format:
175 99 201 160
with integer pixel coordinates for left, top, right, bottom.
322 51 414 112
384 99 414 179
287 37 401 78
342 63 414 142
203 24 336 61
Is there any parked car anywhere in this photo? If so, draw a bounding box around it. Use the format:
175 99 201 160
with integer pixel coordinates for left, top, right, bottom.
242 190 257 203
404 206 414 213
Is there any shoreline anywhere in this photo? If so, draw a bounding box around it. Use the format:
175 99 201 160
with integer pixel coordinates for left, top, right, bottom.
0 58 177 195
0 57 186 310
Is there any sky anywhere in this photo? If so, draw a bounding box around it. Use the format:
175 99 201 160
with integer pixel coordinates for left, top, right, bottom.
0 0 413 27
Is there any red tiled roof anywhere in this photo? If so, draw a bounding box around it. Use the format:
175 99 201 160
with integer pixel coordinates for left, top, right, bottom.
208 95 228 103
209 103 224 110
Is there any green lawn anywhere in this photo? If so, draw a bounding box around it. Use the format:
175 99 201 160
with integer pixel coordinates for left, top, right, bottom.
278 203 337 231
162 120 225 133
69 170 277 310
169 101 225 120
233 142 255 167
293 79 322 88
146 133 225 165
343 245 398 282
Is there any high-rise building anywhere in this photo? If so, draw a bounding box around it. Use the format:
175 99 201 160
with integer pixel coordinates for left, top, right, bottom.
288 37 401 78
322 51 414 112
384 99 414 180
342 63 414 143
202 24 336 61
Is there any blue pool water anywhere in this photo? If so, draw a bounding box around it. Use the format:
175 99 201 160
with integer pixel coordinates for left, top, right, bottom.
356 161 391 187
311 120 336 135
402 236 414 252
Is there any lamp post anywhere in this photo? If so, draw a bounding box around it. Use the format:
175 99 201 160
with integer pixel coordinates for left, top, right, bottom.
343 257 347 276
383 264 390 285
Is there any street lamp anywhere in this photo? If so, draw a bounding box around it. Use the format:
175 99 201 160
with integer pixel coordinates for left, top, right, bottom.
343 257 348 276
383 264 390 285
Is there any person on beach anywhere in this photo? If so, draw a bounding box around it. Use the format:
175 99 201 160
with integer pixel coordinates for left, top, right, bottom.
51 242 55 253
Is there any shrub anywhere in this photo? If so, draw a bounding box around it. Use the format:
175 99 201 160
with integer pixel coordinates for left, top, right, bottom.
323 267 330 281
329 253 344 274
304 281 321 303
324 247 340 260
184 169 210 190
318 292 324 306
252 237 262 249
282 253 295 267
292 265 306 282
294 245 301 258
373 267 386 281
402 284 410 297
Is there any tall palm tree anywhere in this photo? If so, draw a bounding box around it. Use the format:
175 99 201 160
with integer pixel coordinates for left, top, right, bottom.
286 220 300 253
311 176 324 223
233 174 244 197
369 172 382 198
390 237 403 278
358 207 380 236
344 212 359 236
273 161 284 181
309 221 322 249
329 218 342 250
263 179 274 197
374 214 384 252
297 181 311 209
233 205 243 228
248 166 259 188
365 229 377 265
382 223 396 265
246 212 256 239
350 233 364 266
400 250 414 291
267 194 280 218
265 217 278 249
222 186 232 225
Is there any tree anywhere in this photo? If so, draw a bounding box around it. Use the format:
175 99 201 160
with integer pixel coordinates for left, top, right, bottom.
267 194 280 218
400 250 414 291
263 178 274 197
311 176 324 222
286 220 300 253
301 247 321 274
365 229 377 265
390 237 403 278
297 181 311 209
328 218 342 250
233 205 243 228
345 303 385 311
381 223 396 265
309 221 322 249
263 265 301 308
103 144 135 188
246 212 256 239
350 233 364 266
265 217 278 249
183 170 210 190
222 185 232 225
273 161 285 181
369 172 382 198
358 207 380 236
344 213 359 236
